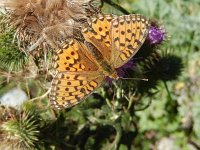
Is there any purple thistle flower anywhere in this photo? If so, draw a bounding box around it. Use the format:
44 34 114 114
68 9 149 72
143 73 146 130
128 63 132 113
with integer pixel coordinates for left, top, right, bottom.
148 26 166 45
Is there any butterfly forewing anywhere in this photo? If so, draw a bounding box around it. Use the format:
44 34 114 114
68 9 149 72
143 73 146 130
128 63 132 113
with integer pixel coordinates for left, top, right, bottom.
111 14 150 68
52 39 99 72
82 14 117 61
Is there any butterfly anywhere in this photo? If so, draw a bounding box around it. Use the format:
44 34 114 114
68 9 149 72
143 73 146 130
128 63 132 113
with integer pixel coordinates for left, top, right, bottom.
50 14 150 109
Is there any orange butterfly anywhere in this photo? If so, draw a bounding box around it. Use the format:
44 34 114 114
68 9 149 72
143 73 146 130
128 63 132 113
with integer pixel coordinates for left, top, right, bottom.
50 14 150 109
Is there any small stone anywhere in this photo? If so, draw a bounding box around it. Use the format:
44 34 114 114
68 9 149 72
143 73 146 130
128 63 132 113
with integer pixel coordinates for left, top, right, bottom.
0 88 28 107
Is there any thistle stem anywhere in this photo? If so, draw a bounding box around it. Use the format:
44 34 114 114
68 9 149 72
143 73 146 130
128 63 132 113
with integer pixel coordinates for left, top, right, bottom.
163 80 173 101
112 123 122 150
102 0 130 14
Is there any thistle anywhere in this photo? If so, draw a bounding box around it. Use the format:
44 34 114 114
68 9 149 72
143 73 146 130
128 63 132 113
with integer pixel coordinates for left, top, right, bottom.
0 27 28 71
148 24 166 45
0 103 40 149
0 0 100 54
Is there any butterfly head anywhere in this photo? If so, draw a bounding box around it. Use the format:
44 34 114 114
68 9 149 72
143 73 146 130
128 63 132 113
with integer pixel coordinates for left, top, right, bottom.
105 72 119 84
109 72 119 80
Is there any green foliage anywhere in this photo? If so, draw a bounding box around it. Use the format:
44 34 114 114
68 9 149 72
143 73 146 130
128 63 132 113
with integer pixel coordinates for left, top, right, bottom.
133 0 200 51
0 27 28 71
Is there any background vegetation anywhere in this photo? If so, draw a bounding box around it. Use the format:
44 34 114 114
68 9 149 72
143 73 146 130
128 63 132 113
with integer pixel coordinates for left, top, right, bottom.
0 0 200 149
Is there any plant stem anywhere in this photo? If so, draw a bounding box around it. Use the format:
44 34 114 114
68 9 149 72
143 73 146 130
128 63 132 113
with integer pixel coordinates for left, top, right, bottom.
102 0 130 14
112 123 122 150
134 99 152 111
163 80 173 101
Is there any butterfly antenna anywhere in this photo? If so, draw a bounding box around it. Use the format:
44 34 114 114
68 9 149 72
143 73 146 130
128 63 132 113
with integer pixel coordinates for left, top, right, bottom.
119 77 149 82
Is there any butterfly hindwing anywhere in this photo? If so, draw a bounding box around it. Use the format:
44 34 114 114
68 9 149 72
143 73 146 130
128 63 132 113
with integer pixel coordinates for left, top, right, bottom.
111 14 150 68
50 72 104 109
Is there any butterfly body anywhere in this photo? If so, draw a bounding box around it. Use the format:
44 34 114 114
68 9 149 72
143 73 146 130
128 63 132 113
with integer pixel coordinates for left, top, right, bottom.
84 41 119 79
50 14 150 109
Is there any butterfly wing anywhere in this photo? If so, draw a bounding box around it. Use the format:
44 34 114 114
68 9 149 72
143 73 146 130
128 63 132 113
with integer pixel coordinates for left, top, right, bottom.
82 14 117 61
52 39 99 72
50 39 104 109
111 14 150 68
50 72 104 109
82 14 149 68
